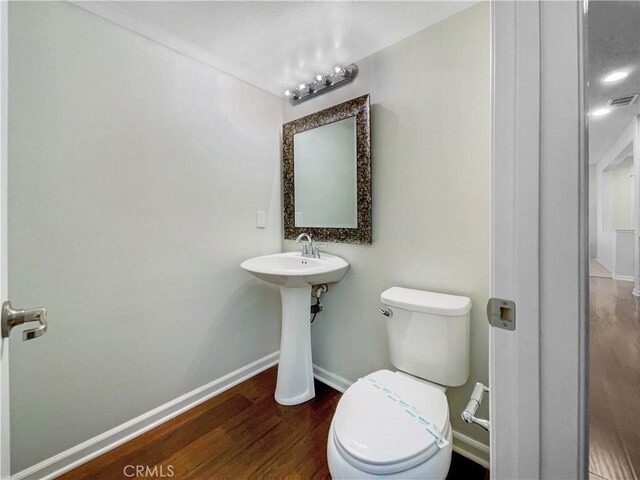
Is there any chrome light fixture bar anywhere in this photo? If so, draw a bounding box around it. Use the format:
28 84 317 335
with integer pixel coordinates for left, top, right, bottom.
285 64 359 106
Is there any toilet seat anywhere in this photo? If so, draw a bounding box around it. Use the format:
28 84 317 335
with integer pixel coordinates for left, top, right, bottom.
332 369 450 475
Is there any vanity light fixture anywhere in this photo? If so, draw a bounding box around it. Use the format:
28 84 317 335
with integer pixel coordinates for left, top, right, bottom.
284 63 359 106
590 107 611 117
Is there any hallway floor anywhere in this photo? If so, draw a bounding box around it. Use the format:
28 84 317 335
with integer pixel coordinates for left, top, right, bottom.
60 367 487 479
589 276 640 480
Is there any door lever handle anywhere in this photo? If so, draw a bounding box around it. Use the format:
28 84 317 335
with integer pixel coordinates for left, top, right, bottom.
1 301 48 341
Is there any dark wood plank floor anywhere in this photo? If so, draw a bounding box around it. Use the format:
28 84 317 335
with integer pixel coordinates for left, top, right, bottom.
589 276 640 480
60 366 486 479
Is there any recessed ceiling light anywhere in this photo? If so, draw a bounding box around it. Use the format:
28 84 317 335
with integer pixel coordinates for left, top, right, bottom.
603 71 628 83
590 108 611 117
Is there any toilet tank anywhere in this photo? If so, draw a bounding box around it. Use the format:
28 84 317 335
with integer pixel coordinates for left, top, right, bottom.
381 287 471 387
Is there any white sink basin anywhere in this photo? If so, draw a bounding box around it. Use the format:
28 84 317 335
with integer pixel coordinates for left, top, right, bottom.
241 251 349 287
241 251 349 405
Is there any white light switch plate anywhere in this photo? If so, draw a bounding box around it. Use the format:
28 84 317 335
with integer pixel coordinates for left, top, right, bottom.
256 211 266 228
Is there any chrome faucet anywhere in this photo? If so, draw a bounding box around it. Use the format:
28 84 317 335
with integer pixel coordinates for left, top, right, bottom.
310 243 326 259
296 233 313 257
295 233 325 259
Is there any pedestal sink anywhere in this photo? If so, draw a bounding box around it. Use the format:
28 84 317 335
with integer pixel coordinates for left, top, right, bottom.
241 252 349 405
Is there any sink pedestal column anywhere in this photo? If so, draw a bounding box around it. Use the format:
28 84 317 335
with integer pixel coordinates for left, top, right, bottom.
275 285 315 405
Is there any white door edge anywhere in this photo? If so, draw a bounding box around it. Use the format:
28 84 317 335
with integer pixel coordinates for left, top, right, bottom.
491 1 588 478
633 116 640 296
0 0 9 478
490 1 541 478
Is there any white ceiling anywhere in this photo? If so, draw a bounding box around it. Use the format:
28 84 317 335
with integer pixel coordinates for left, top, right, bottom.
94 1 475 96
76 1 638 165
587 0 640 164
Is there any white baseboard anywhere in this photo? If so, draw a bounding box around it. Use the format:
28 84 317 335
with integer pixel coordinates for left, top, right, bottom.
12 351 279 480
312 365 490 469
452 430 490 469
313 364 353 393
613 274 635 282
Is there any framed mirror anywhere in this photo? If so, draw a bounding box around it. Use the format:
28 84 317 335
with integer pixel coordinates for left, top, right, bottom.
282 94 371 244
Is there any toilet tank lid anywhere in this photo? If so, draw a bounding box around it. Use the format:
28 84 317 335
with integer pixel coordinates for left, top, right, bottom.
381 287 471 316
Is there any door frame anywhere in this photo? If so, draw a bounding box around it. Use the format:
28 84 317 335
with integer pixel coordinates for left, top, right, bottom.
635 115 640 296
0 0 9 478
490 0 588 478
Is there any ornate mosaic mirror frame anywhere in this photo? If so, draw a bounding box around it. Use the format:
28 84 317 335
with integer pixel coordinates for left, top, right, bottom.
282 94 372 244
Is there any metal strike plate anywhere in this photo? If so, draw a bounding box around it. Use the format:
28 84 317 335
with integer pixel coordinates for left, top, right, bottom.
487 298 515 331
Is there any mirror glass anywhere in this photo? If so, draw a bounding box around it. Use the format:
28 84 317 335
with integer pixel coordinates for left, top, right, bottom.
293 117 357 228
282 94 371 244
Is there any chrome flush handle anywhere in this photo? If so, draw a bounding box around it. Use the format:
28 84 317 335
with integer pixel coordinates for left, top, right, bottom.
461 382 490 431
1 301 48 341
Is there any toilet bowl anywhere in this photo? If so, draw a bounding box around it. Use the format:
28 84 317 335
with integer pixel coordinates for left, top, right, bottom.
327 369 452 479
327 287 471 479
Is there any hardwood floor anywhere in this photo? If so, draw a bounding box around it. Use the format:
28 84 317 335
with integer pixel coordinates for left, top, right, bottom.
589 276 640 480
60 367 486 479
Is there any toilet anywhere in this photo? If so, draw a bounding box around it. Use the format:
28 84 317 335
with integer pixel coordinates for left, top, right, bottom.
327 286 471 479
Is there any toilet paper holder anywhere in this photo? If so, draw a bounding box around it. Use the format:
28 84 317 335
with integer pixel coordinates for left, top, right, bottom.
461 382 490 432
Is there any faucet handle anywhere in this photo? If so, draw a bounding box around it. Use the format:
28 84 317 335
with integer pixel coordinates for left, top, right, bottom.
312 244 327 258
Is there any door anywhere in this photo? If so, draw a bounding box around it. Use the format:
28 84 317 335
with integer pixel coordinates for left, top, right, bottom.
490 1 588 478
490 2 541 478
0 4 50 478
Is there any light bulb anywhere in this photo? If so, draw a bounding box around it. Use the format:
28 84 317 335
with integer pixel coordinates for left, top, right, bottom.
284 90 291 97
590 108 611 117
317 75 330 86
334 66 342 74
603 71 628 83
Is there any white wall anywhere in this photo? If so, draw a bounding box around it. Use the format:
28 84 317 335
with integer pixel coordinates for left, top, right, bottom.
283 3 490 454
598 165 616 272
596 119 637 277
610 157 635 280
614 230 635 278
611 157 634 230
8 2 282 473
609 156 635 279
